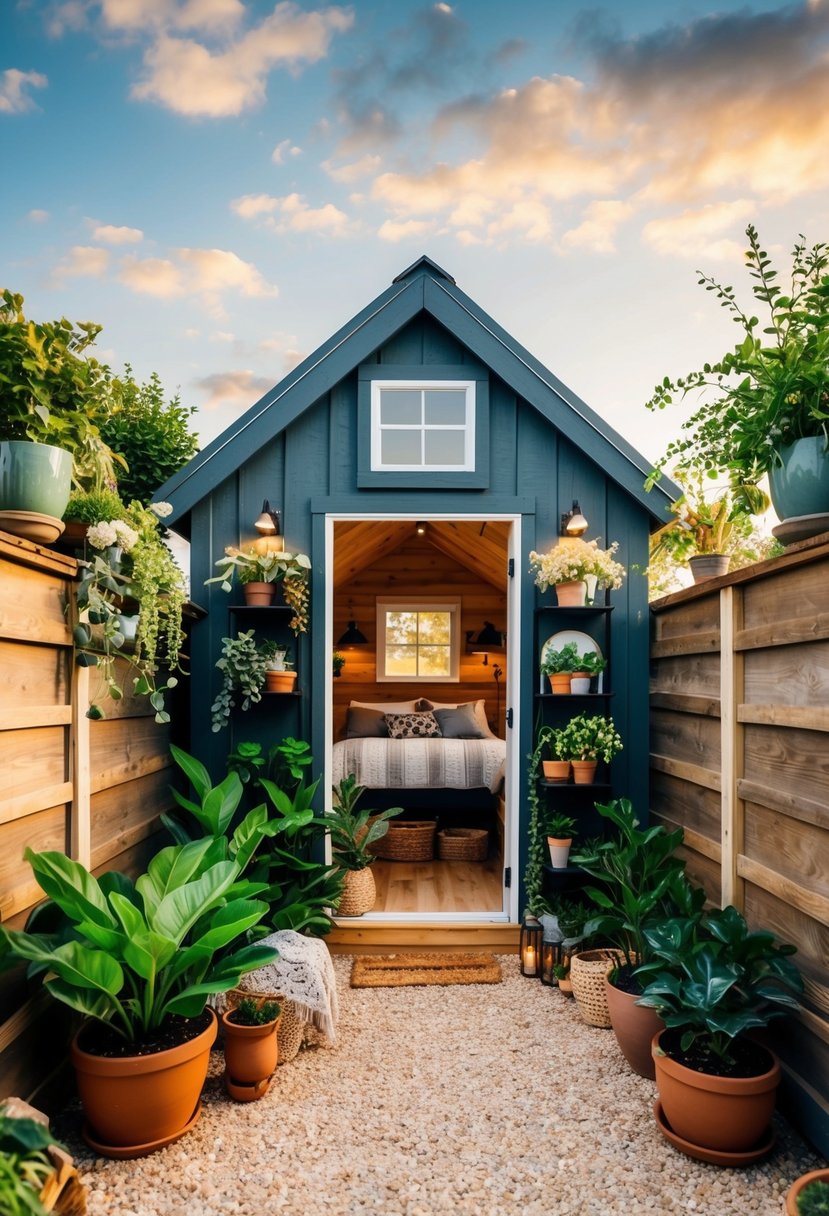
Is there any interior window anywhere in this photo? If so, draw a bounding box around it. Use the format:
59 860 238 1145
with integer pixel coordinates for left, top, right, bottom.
376 599 461 681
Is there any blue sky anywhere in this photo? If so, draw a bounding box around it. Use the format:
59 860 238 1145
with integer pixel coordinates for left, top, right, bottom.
4 0 829 470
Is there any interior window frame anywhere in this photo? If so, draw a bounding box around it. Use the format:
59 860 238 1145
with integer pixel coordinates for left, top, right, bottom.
375 597 462 683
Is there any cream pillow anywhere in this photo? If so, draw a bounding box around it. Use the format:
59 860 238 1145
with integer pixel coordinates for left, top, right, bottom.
350 698 420 714
416 698 496 738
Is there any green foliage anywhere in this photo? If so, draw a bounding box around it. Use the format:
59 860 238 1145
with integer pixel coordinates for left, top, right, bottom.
556 714 623 763
798 1180 829 1216
228 996 280 1026
0 842 278 1042
637 904 803 1067
332 650 346 675
210 631 269 732
647 225 829 495
540 642 581 676
522 724 553 915
543 812 577 840
64 487 127 525
102 365 199 506
0 1107 63 1216
328 776 403 871
205 548 311 634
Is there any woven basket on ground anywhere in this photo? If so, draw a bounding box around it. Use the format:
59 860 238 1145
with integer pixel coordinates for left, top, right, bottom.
437 827 489 862
373 820 436 862
3 1099 87 1215
569 949 626 1028
337 866 376 916
225 988 304 1063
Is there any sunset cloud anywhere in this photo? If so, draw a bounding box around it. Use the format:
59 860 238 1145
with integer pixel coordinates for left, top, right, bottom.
0 69 48 113
194 368 273 410
52 245 110 281
118 246 276 315
231 192 349 235
91 222 144 244
642 200 757 260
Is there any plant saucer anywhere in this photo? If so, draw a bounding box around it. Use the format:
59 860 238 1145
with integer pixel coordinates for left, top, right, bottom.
82 1101 201 1159
653 1100 775 1167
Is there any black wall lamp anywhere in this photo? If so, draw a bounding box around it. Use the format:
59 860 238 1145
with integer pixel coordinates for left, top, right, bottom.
337 601 368 647
560 500 589 537
467 621 505 665
254 499 281 536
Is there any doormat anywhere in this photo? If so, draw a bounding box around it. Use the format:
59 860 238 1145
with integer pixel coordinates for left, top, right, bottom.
350 952 502 988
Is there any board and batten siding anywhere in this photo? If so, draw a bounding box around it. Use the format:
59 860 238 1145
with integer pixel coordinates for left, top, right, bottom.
650 530 829 1156
0 531 176 1105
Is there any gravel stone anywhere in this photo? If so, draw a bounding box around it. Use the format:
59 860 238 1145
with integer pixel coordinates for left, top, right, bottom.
60 954 822 1216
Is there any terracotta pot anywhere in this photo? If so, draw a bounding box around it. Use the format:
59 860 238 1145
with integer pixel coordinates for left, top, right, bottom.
337 867 376 916
605 976 664 1080
786 1168 829 1216
571 759 598 784
548 673 572 694
688 553 730 583
243 581 275 606
266 669 297 694
70 1008 217 1153
547 836 572 869
652 1030 781 1153
542 760 570 782
554 580 587 607
221 1009 280 1093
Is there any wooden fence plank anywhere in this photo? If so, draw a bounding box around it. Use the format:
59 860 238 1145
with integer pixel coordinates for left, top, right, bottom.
738 780 828 831
720 587 744 910
0 783 73 827
650 752 722 791
650 631 720 659
648 691 720 717
738 855 829 929
736 615 829 651
738 704 829 732
0 706 72 730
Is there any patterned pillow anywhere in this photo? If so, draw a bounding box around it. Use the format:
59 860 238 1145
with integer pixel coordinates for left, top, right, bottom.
384 711 443 739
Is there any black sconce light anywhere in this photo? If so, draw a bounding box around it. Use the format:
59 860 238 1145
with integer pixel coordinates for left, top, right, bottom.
520 917 543 978
254 499 281 536
560 499 589 537
337 601 368 648
467 621 504 666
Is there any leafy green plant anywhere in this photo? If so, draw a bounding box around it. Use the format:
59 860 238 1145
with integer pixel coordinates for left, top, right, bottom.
797 1180 829 1216
540 642 581 676
227 996 280 1026
556 714 623 763
574 650 606 676
0 1107 62 1216
544 812 577 840
0 841 278 1042
210 631 269 731
328 776 403 871
332 650 345 676
205 547 311 634
63 487 128 525
523 723 556 915
227 741 268 785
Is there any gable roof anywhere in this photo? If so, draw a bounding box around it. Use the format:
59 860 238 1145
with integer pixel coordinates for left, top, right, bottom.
156 256 676 526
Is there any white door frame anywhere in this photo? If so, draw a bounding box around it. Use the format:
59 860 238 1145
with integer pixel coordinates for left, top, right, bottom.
324 511 521 923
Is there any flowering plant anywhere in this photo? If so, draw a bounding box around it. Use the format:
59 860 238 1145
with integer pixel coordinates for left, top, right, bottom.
529 538 626 592
87 518 140 553
556 713 623 763
206 546 311 634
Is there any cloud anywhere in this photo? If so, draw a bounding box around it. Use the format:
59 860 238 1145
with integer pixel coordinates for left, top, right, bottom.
561 200 635 253
26 209 50 223
641 199 756 260
119 255 185 297
231 192 349 235
194 368 273 410
0 69 48 114
52 245 110 281
98 0 246 34
322 153 381 183
117 245 276 313
272 137 301 163
377 217 435 243
131 3 354 117
91 222 144 244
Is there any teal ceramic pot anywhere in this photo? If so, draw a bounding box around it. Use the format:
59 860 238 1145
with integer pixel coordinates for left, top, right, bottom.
0 441 72 518
769 437 829 521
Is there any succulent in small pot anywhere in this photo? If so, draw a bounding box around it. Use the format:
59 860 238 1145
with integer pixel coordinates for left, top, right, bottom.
786 1172 829 1216
222 996 282 1102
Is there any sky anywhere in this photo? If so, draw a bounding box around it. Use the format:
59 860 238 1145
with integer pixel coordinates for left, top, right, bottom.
4 0 829 478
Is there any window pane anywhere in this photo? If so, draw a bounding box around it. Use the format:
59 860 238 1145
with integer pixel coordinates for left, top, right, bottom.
386 611 418 645
424 390 466 425
386 645 418 676
381 429 422 465
417 611 451 645
424 429 466 465
418 645 451 676
380 389 422 425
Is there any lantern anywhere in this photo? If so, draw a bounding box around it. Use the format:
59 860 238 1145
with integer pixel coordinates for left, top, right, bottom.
520 917 543 977
540 939 563 986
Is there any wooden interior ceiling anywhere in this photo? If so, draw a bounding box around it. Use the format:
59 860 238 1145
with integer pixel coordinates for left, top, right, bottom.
333 519 510 590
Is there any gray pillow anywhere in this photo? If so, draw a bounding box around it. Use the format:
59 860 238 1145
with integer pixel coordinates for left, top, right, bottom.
433 705 488 739
345 707 389 738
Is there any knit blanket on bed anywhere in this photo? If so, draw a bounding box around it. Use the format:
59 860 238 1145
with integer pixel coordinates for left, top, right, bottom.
332 737 506 794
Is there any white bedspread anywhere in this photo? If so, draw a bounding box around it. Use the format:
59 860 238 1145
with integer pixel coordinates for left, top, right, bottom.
332 737 506 794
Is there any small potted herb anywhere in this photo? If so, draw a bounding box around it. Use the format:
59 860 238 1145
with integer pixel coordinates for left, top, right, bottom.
332 650 346 678
786 1172 829 1216
570 649 607 694
540 641 581 693
221 996 282 1103
544 812 577 869
556 713 623 784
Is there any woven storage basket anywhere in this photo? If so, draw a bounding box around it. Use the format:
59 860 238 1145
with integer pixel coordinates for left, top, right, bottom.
373 820 436 862
226 988 304 1064
570 949 625 1028
337 867 376 916
437 827 489 862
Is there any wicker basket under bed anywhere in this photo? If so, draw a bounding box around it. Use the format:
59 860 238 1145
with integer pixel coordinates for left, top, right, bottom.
225 987 304 1063
372 819 437 862
437 827 489 862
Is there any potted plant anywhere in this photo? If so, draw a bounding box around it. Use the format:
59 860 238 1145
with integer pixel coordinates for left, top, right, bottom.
206 546 311 630
535 724 570 782
646 225 829 533
555 713 623 784
544 812 577 869
570 649 607 694
636 904 803 1158
221 995 282 1103
210 630 270 730
0 842 278 1155
328 775 403 917
529 537 626 607
787 1171 829 1215
332 650 346 678
540 641 581 693
260 641 297 694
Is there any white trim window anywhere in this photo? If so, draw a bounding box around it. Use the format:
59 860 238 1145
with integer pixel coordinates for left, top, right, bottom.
370 380 475 472
376 599 461 682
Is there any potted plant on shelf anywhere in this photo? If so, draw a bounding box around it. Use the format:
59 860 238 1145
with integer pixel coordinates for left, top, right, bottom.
636 904 803 1160
529 537 626 607
540 641 581 693
555 713 623 784
261 641 296 694
210 630 269 731
206 546 311 630
220 995 282 1103
328 775 403 917
786 1171 829 1215
0 842 278 1156
646 224 829 536
544 812 577 869
332 650 346 678
570 649 607 694
535 724 570 782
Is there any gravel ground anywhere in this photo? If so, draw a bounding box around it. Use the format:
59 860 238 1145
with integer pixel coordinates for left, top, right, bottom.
65 954 823 1216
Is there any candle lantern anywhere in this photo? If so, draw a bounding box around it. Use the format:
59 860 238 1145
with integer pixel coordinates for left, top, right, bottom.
540 939 563 986
520 917 543 977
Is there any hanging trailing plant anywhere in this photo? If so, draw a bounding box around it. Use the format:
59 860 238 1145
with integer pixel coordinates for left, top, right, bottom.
210 630 269 732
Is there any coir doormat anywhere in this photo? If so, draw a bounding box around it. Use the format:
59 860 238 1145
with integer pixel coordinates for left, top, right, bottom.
350 952 502 988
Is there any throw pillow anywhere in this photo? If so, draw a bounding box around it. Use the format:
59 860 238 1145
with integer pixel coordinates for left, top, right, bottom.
433 705 488 739
384 711 443 739
351 698 420 714
416 698 495 738
345 707 389 738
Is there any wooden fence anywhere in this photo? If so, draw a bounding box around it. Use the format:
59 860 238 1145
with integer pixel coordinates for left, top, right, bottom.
0 531 175 1104
650 529 829 1156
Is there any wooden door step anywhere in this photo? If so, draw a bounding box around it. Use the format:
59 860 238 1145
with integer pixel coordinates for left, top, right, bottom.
327 920 520 955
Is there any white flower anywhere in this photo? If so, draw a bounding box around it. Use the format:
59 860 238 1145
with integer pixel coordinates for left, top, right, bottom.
150 501 173 519
112 520 139 552
87 521 118 549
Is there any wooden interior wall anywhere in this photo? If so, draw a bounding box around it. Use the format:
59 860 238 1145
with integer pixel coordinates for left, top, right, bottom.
650 530 829 1155
332 532 508 740
0 532 175 1106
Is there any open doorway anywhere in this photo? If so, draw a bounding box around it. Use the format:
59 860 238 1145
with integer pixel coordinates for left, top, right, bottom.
327 515 518 921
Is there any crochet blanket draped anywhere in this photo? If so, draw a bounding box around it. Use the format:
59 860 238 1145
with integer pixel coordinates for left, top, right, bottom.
232 929 339 1044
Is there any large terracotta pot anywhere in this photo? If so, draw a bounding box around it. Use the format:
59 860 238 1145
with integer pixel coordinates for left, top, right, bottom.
221 1009 280 1100
652 1030 780 1153
70 1008 217 1154
243 581 275 606
605 977 664 1080
785 1168 829 1215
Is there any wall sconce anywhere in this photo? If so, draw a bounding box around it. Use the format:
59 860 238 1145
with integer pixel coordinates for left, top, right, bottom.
467 621 504 665
560 500 588 537
254 499 281 536
337 601 368 647
520 917 543 977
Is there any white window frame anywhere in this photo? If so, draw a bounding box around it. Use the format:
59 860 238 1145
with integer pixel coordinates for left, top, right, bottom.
370 380 476 472
376 598 461 683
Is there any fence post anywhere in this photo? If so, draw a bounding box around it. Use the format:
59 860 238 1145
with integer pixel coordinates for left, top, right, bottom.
719 585 744 910
69 587 91 868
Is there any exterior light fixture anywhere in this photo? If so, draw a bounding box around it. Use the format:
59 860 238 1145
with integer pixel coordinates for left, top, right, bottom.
254 500 281 536
520 917 543 977
560 500 588 537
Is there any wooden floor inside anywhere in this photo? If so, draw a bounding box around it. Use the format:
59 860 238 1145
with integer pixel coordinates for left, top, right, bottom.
371 854 504 914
